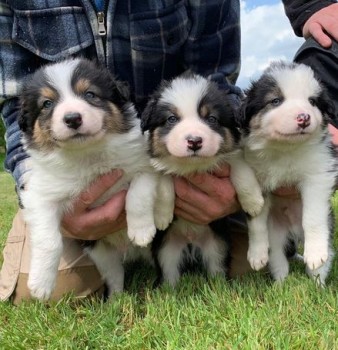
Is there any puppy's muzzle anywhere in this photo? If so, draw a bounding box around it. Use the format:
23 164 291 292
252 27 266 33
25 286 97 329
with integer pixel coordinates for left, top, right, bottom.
296 113 310 129
64 112 83 130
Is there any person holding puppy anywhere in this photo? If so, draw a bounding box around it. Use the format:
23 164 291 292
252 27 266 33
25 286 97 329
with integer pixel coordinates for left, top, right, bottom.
0 0 251 303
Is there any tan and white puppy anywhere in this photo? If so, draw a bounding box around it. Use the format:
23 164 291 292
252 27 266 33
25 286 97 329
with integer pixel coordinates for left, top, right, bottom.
141 72 263 286
19 58 174 300
239 61 337 284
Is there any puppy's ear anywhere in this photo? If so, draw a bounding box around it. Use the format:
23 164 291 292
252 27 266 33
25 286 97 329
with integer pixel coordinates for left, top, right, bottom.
140 96 158 133
235 98 250 135
141 80 171 133
18 105 36 136
18 111 28 132
18 96 31 133
111 79 130 104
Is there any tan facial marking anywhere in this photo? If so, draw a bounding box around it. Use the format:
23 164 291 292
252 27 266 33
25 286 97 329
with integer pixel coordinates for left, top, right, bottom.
104 102 127 134
249 113 262 130
32 119 54 150
200 104 209 118
152 129 170 157
40 87 58 101
74 78 91 94
219 128 236 153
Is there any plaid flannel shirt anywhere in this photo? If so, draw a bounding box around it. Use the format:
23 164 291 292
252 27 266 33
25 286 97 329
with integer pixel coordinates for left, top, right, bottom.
0 0 242 192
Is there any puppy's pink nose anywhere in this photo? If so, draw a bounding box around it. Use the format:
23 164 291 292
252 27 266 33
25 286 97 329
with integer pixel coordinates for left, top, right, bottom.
296 113 310 129
64 112 83 130
186 136 203 151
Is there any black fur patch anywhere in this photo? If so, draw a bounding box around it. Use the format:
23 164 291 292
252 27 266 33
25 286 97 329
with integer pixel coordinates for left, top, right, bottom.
19 69 58 138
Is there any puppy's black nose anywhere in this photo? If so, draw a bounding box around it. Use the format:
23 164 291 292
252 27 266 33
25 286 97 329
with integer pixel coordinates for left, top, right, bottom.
63 113 82 130
296 113 311 129
186 136 203 151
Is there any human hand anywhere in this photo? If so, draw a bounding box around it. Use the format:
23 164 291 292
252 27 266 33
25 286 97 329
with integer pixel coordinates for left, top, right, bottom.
329 124 338 146
174 164 240 225
302 3 338 48
62 170 127 240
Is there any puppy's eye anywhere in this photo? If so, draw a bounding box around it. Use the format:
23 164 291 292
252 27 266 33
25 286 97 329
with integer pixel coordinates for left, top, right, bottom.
42 100 54 109
206 115 217 124
309 97 316 106
271 98 282 106
85 91 96 99
167 115 178 124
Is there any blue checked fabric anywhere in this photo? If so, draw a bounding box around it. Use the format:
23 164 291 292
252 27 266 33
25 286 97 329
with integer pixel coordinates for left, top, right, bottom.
0 0 242 191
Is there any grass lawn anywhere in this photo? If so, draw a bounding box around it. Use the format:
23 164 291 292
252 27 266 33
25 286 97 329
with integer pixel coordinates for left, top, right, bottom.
0 154 337 350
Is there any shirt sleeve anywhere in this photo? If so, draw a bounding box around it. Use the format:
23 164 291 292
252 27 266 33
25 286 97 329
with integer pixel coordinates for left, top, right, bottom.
1 98 31 192
282 0 337 37
183 0 243 107
0 2 37 191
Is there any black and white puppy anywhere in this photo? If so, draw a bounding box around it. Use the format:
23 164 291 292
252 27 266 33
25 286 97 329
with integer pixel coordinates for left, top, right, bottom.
239 61 337 284
19 58 174 300
141 73 263 286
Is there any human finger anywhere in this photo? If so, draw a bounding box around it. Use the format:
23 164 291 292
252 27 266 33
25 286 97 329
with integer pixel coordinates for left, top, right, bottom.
179 172 234 200
305 22 332 48
62 190 127 239
174 179 239 222
174 206 210 225
174 176 212 205
80 189 127 227
175 195 223 223
72 170 124 212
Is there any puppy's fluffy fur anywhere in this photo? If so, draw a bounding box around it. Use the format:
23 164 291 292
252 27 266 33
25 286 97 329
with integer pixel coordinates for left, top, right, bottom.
141 73 263 286
19 58 174 299
239 61 337 284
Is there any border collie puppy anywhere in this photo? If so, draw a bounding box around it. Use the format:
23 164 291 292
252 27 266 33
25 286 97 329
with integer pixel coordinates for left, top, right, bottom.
19 58 174 300
238 61 337 284
141 73 263 286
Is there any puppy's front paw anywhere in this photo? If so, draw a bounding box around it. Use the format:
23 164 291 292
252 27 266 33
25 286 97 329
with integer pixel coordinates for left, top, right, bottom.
247 243 269 271
28 273 55 300
239 193 264 217
304 242 328 270
128 223 156 247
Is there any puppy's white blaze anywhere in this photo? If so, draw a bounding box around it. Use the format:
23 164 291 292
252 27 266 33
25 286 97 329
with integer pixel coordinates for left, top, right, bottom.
44 58 80 94
160 76 209 118
52 97 105 140
273 64 321 100
166 118 223 157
